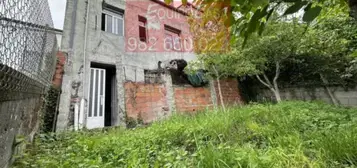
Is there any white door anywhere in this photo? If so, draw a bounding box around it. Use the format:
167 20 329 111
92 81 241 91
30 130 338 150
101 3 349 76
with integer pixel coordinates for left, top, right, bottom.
87 68 106 129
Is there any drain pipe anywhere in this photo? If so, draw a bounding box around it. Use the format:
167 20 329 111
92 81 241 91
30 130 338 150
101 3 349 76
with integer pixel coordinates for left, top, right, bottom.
79 0 90 129
69 0 78 51
79 98 85 129
74 103 79 131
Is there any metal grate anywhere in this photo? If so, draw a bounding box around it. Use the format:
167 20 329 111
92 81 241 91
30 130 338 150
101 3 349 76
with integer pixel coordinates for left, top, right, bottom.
0 0 59 101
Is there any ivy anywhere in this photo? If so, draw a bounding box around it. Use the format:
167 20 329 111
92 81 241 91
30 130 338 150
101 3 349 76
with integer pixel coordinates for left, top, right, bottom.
41 86 60 133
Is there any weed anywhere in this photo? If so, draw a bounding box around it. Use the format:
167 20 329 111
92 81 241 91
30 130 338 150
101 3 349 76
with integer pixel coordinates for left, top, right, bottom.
13 101 357 168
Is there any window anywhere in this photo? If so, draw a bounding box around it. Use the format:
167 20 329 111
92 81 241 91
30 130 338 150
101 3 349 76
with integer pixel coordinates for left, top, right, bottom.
164 25 181 51
138 16 147 42
102 10 124 36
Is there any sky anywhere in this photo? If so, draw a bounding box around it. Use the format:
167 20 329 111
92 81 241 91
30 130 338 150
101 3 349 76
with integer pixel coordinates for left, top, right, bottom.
46 0 192 30
48 0 67 30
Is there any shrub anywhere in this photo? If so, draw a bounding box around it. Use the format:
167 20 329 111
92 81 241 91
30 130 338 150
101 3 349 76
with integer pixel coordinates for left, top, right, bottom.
41 86 60 133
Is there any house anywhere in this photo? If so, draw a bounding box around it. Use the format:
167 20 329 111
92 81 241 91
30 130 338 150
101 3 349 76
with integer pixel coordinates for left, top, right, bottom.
56 0 242 131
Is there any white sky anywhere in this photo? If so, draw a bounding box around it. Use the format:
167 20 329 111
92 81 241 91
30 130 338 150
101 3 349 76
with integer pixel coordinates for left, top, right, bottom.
47 0 192 30
48 0 67 30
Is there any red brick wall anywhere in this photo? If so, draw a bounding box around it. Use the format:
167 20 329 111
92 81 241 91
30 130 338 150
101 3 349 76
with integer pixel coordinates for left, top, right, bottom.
215 79 243 106
124 82 169 123
52 51 66 89
174 86 214 113
124 79 242 123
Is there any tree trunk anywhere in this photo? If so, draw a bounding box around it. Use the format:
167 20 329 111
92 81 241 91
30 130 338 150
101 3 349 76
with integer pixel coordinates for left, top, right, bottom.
320 74 339 106
212 66 226 112
272 89 282 103
255 61 282 103
256 74 281 103
272 61 281 103
216 77 226 112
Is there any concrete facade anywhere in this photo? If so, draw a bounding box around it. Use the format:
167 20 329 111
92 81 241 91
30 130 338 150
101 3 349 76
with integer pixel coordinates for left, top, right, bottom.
56 0 242 130
56 0 197 130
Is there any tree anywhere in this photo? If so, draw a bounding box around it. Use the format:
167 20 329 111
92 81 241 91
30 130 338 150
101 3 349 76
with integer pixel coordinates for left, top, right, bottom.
186 51 259 109
187 21 305 103
188 8 357 103
181 1 357 104
297 10 357 105
169 0 353 49
238 22 304 102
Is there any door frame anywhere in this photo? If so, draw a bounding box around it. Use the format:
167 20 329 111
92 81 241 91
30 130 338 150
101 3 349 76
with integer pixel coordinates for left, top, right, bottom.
87 68 106 129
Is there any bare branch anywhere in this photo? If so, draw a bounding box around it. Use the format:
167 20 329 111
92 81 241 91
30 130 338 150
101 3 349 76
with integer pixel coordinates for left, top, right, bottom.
213 65 226 112
263 73 273 86
256 75 272 89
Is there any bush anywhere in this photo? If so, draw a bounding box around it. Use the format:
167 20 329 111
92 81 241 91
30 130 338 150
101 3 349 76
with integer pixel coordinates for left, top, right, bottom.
41 86 60 133
14 101 357 167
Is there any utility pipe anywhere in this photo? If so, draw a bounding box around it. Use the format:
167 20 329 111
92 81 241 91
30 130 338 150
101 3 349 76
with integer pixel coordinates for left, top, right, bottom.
82 0 90 128
74 103 79 131
79 98 85 129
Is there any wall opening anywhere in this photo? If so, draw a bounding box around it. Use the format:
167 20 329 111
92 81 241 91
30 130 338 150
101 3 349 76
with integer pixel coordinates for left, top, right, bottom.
90 62 116 127
144 69 164 84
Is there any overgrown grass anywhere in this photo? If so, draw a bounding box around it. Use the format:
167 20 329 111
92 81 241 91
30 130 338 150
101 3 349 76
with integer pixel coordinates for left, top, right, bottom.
14 101 357 168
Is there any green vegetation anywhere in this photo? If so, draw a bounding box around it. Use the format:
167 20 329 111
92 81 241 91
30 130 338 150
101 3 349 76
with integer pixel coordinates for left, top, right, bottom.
187 5 357 103
41 86 60 133
15 102 357 167
178 0 354 44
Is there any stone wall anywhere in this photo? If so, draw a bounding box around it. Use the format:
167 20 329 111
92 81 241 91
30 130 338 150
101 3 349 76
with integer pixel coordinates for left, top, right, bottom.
0 97 42 168
257 86 357 107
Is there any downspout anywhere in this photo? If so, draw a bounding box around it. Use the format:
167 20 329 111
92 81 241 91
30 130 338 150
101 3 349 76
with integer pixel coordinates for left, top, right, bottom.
79 99 85 129
80 0 90 129
74 103 79 130
69 0 78 50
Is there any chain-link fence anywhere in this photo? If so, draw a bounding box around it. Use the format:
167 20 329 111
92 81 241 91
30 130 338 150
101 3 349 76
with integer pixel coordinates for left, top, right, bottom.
0 0 60 101
0 1 61 166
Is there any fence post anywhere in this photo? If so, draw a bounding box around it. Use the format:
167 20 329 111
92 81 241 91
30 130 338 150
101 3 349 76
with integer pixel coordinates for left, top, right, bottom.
40 24 49 92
